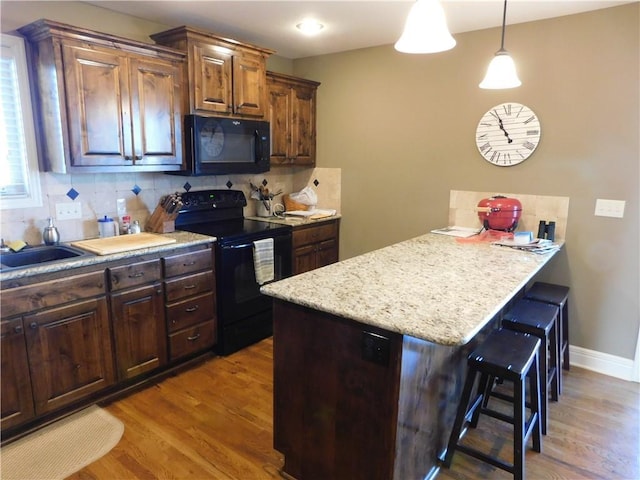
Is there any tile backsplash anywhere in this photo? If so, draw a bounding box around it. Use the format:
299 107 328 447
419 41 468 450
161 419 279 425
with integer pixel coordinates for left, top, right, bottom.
448 190 569 241
0 167 341 245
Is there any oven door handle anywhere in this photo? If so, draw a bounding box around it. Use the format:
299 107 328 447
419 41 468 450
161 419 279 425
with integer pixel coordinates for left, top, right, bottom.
221 242 255 250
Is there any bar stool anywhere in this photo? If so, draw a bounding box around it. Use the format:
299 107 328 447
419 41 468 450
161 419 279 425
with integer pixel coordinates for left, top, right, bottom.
442 329 542 480
525 282 570 394
501 298 559 435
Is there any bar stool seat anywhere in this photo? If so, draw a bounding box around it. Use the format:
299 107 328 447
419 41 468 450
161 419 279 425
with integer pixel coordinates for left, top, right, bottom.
442 328 542 480
501 298 559 436
525 282 570 394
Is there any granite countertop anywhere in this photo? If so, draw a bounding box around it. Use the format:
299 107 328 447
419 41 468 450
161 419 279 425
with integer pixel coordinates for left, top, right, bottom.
261 233 561 346
0 231 214 282
246 214 341 227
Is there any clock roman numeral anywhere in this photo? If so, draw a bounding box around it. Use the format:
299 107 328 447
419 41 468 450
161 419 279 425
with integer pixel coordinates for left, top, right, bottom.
523 141 536 150
524 115 536 124
491 151 499 162
477 133 488 140
479 142 491 153
503 104 512 116
490 110 500 120
516 105 524 117
527 129 539 136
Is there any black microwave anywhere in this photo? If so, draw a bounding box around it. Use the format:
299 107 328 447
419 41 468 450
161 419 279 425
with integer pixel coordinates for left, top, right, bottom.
177 115 270 176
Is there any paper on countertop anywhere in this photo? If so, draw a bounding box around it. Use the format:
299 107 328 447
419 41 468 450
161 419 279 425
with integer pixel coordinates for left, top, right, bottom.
430 226 482 238
285 208 337 218
492 238 560 254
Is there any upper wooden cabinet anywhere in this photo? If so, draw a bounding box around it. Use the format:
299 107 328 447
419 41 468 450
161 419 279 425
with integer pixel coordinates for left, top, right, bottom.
18 20 185 173
267 72 320 166
151 26 274 118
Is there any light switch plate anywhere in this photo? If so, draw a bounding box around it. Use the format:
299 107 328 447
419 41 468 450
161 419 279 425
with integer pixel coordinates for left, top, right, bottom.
594 199 625 218
56 202 82 220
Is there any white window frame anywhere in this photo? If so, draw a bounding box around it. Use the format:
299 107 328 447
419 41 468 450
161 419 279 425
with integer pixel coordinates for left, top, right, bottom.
1 33 42 210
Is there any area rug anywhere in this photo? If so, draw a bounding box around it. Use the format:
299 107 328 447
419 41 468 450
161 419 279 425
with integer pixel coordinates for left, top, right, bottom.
0 405 124 480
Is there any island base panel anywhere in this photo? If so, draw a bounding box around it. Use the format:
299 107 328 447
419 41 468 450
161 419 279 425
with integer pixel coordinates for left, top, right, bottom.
273 300 403 480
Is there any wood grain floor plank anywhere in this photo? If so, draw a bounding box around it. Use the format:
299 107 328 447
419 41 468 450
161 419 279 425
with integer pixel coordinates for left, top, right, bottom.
67 338 638 479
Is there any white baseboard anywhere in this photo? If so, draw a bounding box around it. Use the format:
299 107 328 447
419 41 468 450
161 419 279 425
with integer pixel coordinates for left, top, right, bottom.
569 345 637 382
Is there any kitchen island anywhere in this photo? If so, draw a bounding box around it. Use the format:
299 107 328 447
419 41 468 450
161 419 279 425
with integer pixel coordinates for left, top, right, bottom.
261 233 561 480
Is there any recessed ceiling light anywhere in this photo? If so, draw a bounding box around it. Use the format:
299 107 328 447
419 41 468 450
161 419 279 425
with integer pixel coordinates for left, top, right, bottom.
296 19 324 35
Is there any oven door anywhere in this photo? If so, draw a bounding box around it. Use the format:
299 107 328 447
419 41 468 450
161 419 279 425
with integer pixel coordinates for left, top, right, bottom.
216 230 292 325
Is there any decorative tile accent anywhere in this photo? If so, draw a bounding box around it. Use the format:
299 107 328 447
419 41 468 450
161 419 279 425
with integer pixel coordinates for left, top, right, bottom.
226 180 233 189
131 184 142 196
66 188 79 200
313 179 320 187
183 182 192 192
262 179 268 186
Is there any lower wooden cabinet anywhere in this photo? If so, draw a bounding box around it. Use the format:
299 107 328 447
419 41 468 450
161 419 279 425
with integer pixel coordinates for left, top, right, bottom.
24 297 115 415
0 242 216 437
1 318 35 430
292 219 340 274
111 283 167 380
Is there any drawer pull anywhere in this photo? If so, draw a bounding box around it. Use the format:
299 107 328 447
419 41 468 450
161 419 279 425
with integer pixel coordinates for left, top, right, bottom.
14 325 23 334
30 322 37 330
185 305 200 313
128 272 145 278
183 284 197 290
187 333 201 342
183 261 196 267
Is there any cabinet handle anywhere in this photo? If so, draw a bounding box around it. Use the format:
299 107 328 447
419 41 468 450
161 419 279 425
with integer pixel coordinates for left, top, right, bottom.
157 289 163 295
30 322 37 329
124 155 132 161
128 272 145 278
187 333 201 342
183 284 197 290
183 261 196 267
14 325 23 334
185 305 199 313
135 155 143 160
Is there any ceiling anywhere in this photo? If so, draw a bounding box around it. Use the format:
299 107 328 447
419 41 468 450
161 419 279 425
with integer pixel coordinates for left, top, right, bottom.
84 1 634 59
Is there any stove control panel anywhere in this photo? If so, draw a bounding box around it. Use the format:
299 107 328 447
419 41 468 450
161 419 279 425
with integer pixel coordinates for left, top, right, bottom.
179 190 247 212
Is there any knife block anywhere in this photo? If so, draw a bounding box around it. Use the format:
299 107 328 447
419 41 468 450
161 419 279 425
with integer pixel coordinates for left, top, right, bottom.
146 205 177 233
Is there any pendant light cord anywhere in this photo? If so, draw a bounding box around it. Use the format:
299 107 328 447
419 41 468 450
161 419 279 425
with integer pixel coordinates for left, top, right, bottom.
499 0 508 51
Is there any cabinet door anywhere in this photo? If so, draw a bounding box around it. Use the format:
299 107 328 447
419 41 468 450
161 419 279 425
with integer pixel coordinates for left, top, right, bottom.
291 85 317 165
192 42 233 114
317 238 339 269
233 51 267 117
130 56 183 166
1 318 35 430
268 82 292 165
111 283 167 380
24 297 115 415
62 44 133 166
293 244 317 275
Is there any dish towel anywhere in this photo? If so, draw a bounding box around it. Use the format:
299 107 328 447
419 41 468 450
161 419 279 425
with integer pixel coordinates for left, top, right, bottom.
253 238 275 285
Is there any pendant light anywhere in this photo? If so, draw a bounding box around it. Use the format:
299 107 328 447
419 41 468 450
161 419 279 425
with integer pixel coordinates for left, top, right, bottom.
395 0 456 54
479 0 521 89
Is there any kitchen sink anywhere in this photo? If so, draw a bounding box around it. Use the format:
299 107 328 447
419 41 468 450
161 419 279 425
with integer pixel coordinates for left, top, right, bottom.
0 245 92 270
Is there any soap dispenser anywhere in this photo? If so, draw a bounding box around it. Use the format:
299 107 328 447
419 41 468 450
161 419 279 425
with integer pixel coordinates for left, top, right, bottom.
43 217 61 245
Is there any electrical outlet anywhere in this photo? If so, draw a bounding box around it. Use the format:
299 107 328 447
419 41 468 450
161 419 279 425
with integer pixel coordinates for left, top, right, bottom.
362 331 390 366
594 199 625 218
56 202 82 220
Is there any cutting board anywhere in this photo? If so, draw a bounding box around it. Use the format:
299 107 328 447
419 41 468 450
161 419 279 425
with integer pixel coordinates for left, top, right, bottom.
71 233 176 255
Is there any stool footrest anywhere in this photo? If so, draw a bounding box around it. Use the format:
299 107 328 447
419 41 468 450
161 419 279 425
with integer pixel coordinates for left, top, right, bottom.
455 444 515 474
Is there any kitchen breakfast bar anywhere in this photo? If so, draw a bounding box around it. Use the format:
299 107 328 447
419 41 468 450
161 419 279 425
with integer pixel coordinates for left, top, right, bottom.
261 233 561 480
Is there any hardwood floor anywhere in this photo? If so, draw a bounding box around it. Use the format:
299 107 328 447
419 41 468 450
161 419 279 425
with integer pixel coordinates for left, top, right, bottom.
69 338 639 479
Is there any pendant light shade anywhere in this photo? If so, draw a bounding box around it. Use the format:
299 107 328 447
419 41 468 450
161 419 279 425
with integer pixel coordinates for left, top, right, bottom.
479 0 521 89
395 0 456 54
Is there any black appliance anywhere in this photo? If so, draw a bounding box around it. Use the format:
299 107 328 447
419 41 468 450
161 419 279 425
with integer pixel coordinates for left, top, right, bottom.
175 189 291 355
174 115 270 176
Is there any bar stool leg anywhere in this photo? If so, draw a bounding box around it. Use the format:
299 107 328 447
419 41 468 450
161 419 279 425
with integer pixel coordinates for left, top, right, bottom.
443 368 477 467
514 371 526 480
539 335 548 435
562 301 570 371
529 351 542 454
549 321 560 402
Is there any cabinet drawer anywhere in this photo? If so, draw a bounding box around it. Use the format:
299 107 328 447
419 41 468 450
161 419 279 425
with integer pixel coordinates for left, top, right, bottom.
166 292 216 333
293 221 338 247
163 249 213 278
164 271 214 303
109 259 161 291
1 271 106 318
168 321 216 361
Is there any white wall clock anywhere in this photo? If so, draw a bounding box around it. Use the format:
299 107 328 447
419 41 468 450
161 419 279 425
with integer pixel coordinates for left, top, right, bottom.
475 102 541 166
